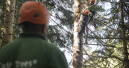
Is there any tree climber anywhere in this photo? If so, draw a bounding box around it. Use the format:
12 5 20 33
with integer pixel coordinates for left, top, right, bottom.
79 9 91 35
79 8 96 35
0 1 68 68
78 0 96 35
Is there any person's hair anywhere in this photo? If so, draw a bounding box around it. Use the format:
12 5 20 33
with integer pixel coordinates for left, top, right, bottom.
19 22 47 35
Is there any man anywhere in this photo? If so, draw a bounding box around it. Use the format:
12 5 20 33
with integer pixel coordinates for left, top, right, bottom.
0 1 68 68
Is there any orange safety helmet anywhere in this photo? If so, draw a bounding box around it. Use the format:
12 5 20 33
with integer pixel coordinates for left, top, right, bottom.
90 0 95 4
18 1 50 24
84 9 90 15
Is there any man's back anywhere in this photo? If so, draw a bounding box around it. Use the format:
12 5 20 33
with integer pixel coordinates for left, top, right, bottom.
0 32 68 68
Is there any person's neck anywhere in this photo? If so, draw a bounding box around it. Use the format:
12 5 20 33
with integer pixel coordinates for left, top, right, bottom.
23 31 43 33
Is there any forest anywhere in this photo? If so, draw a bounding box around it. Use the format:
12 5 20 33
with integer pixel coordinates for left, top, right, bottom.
0 0 129 68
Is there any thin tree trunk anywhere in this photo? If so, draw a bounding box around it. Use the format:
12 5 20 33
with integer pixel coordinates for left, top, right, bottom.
73 0 83 68
120 0 129 68
1 0 16 47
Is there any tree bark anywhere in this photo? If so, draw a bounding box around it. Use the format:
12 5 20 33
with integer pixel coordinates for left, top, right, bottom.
1 0 16 47
120 0 129 68
73 0 83 68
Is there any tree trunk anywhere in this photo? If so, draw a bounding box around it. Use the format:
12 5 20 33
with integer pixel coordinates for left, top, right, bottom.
1 0 16 47
73 0 83 68
120 0 129 68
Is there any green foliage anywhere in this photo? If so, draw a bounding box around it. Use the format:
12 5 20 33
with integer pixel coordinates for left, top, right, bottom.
89 5 105 12
0 0 129 67
82 0 129 68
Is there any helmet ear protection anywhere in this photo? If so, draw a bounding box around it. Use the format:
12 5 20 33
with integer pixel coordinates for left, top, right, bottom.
18 1 50 24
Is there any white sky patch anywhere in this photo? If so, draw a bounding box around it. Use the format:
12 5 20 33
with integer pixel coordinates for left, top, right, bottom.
49 8 64 26
49 16 57 25
60 48 72 68
104 2 111 10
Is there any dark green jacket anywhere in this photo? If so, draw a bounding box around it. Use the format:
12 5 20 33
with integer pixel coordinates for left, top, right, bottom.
0 32 68 68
